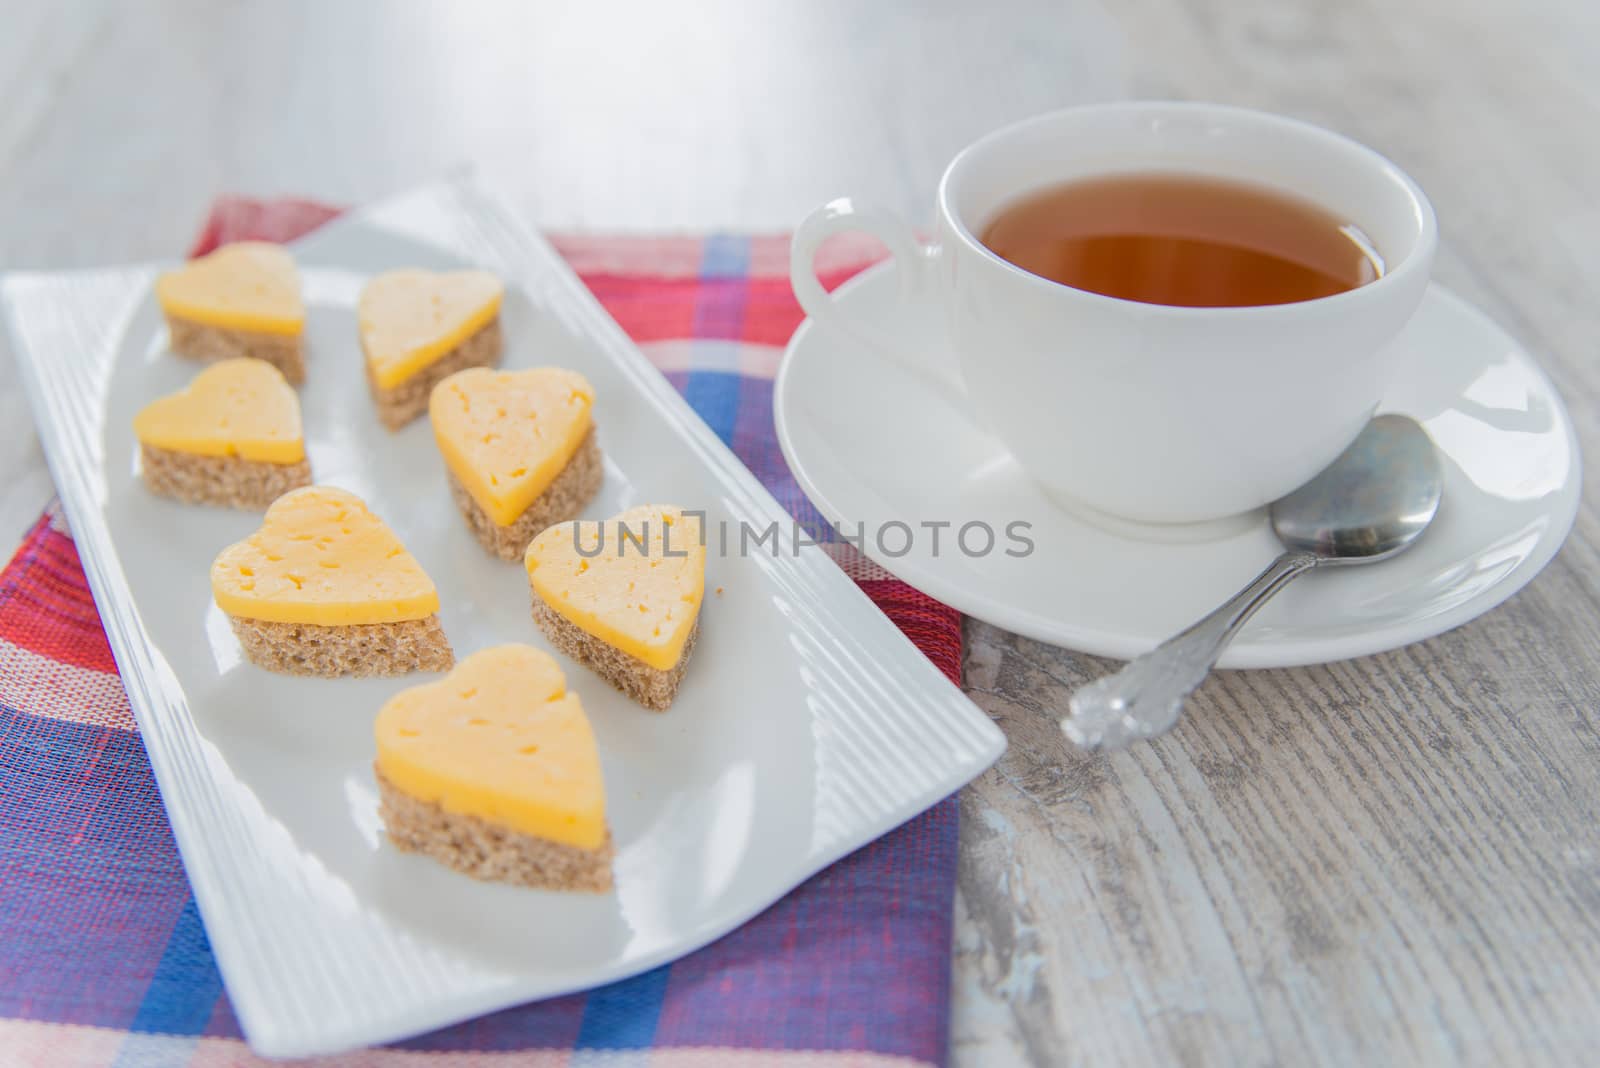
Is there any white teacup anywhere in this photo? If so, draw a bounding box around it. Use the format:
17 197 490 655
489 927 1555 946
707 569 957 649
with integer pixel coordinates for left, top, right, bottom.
790 102 1436 526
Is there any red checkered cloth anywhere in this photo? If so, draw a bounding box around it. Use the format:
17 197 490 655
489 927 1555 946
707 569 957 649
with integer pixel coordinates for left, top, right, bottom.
0 199 965 1066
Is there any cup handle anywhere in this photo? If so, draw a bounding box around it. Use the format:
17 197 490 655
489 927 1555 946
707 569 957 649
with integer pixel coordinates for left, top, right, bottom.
790 198 966 402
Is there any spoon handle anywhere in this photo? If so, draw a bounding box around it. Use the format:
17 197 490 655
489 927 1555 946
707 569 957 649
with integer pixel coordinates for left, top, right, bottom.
1062 550 1321 750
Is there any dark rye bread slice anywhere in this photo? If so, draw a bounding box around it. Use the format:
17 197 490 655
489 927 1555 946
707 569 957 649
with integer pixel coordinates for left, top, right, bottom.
376 767 613 892
367 317 503 431
228 614 453 678
167 316 306 384
529 593 699 711
140 442 310 510
447 428 604 561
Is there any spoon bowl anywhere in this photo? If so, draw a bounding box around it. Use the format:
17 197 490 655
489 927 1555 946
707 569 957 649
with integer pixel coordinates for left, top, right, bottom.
1271 414 1443 564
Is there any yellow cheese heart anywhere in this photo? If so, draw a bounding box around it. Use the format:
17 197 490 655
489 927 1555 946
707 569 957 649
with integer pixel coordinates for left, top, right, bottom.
375 644 606 849
155 242 304 336
526 505 705 671
133 358 305 464
430 367 595 527
211 486 439 625
359 269 504 389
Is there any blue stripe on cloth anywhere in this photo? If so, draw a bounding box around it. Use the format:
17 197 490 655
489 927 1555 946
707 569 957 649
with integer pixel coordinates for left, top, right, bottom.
126 894 224 1036
573 965 672 1049
697 233 752 279
683 236 752 445
682 370 743 447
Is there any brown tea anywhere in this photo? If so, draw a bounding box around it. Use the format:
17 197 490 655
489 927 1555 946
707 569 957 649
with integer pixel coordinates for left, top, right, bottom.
979 173 1381 307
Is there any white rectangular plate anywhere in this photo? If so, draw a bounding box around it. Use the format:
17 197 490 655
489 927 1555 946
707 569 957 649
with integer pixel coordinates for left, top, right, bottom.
2 180 1005 1058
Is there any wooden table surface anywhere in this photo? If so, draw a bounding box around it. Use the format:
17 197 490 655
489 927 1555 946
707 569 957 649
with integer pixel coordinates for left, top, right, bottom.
4 2 1597 1064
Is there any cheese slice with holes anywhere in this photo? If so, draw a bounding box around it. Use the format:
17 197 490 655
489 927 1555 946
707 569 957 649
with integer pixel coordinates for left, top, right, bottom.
374 644 606 849
155 242 304 335
525 505 705 671
133 358 304 464
359 269 504 388
210 487 438 624
430 367 594 526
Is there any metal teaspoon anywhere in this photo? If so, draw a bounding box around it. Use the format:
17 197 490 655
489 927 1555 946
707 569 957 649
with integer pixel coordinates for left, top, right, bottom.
1062 414 1443 751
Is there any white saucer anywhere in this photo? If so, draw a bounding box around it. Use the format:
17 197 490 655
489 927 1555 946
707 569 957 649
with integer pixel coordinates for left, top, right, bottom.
774 262 1581 668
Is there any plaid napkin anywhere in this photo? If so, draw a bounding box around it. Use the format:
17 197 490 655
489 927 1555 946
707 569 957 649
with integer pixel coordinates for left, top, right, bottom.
0 200 966 1066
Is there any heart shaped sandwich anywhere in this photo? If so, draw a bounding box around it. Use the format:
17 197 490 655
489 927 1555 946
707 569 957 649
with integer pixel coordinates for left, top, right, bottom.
211 486 452 676
359 269 504 429
525 505 705 710
431 366 602 560
156 241 306 382
133 358 310 509
374 643 612 891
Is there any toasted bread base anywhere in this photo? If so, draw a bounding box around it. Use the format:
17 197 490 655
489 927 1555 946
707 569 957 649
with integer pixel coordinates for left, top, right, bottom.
228 614 453 677
139 443 310 510
529 593 698 711
367 317 503 431
166 316 305 384
376 767 614 892
447 428 604 561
